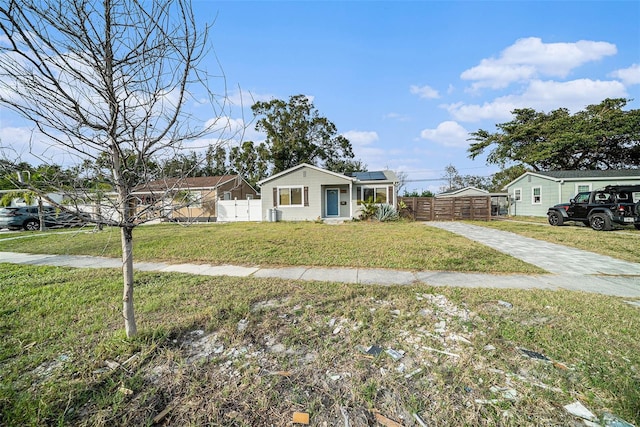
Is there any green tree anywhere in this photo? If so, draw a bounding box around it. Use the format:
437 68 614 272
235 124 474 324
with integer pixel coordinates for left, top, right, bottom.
324 158 367 174
0 160 33 190
251 95 355 173
439 164 491 193
203 144 230 176
229 141 269 188
489 165 528 192
468 98 640 171
161 152 202 178
402 189 434 197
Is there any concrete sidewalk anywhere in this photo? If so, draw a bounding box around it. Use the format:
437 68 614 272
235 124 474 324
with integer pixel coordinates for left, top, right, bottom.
2 251 640 297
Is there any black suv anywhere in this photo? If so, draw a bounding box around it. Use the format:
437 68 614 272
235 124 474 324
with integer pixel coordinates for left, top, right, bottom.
547 185 640 231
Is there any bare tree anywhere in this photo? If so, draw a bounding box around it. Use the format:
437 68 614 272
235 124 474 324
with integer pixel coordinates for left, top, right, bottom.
0 0 228 337
395 170 408 195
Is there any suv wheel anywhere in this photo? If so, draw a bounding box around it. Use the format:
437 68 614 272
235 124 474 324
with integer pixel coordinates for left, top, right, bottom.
589 213 612 231
24 219 39 231
547 211 564 226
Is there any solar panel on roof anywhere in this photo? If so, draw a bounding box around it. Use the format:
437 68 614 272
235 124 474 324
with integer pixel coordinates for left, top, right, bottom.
351 171 387 180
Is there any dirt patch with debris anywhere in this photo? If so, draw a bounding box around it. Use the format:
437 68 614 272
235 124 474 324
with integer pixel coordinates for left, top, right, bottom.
72 290 637 426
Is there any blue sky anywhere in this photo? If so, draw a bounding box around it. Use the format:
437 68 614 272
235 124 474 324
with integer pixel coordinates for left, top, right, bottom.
1 1 639 193
198 0 640 192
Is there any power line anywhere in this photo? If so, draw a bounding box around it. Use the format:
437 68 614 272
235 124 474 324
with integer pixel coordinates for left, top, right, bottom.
403 178 447 183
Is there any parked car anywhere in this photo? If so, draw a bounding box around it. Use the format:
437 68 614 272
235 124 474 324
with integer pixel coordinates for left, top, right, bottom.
0 206 85 231
547 185 640 231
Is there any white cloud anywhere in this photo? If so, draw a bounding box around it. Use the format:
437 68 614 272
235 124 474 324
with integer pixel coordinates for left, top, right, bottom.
447 78 628 122
0 124 80 165
0 126 37 157
383 112 410 122
342 130 379 146
461 37 617 90
419 121 470 147
609 64 640 86
410 84 440 99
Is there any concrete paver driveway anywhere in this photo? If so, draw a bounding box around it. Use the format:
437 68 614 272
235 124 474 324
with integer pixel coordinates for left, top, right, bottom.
425 221 640 276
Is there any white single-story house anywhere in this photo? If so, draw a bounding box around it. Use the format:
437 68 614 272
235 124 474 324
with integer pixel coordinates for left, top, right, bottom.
504 170 640 216
257 163 398 221
436 186 509 216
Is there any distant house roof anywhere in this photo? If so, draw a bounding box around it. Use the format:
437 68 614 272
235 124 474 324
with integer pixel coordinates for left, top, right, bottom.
437 186 489 197
534 170 640 179
504 169 640 189
133 175 240 193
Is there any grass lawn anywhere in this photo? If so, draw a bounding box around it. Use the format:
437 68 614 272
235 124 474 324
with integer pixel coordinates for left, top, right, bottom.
475 218 640 264
1 263 639 426
0 221 545 274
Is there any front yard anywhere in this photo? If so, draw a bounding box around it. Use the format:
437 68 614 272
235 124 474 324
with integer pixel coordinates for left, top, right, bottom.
1 264 639 426
2 220 639 425
0 221 544 274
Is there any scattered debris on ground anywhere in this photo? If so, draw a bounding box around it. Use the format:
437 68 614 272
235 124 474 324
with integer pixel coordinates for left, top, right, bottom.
21 292 639 426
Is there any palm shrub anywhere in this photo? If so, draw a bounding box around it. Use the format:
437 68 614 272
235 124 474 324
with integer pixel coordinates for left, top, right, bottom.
358 198 379 220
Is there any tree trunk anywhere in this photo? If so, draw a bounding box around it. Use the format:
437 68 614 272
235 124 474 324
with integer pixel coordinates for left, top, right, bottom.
38 197 45 232
121 224 137 337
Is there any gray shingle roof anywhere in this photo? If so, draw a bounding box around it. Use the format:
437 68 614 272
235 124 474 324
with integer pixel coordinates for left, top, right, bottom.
535 170 640 179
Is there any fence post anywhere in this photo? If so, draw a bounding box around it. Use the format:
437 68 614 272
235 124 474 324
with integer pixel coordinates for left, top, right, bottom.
471 197 475 220
413 197 418 220
429 197 434 221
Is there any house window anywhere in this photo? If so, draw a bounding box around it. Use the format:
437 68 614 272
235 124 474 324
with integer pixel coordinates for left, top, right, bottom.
278 186 303 206
576 184 591 193
532 187 541 204
361 186 387 204
177 191 202 208
513 188 522 202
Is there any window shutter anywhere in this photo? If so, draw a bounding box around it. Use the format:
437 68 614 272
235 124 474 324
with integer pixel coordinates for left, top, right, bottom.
388 186 394 204
273 187 277 207
304 187 309 206
356 186 361 201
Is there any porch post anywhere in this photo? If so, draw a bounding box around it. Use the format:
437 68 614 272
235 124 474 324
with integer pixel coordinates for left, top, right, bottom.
349 181 353 219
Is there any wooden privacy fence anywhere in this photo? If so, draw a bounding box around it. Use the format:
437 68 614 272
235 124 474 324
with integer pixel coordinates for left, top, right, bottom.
399 196 491 221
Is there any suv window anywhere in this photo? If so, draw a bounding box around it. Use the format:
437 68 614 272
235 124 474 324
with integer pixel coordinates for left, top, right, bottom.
594 192 612 203
574 193 590 203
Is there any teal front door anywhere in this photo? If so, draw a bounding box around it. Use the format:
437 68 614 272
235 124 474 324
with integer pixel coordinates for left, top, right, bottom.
326 189 339 216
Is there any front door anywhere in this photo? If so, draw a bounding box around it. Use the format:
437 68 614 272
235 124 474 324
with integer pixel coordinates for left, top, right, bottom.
326 189 339 216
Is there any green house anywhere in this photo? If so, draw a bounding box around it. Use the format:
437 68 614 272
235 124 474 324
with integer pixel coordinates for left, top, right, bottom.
504 170 640 217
